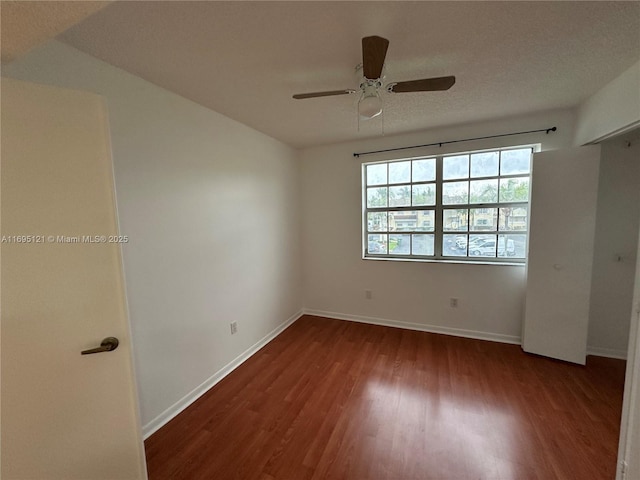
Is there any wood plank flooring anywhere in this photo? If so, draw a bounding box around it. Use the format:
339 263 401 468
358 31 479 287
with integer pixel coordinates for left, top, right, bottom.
145 315 626 480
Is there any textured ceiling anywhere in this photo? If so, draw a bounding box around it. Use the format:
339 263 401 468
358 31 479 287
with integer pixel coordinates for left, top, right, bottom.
54 1 640 148
0 1 109 63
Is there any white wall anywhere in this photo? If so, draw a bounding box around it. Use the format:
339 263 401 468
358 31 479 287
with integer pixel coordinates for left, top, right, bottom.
3 41 303 434
574 60 640 146
589 137 640 358
300 109 577 342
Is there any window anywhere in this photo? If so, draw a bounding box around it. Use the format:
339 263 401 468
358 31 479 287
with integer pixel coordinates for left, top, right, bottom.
363 146 533 263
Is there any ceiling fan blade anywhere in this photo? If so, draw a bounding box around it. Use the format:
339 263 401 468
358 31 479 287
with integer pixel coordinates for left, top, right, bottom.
362 36 389 80
388 76 456 93
293 89 356 99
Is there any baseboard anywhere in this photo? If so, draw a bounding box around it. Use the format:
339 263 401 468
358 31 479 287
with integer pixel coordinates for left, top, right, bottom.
303 309 521 346
304 309 630 359
142 309 304 439
587 345 628 360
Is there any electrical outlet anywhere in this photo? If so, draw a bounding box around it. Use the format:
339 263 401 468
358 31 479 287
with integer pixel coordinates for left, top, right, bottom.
450 297 459 308
365 289 372 300
230 322 238 335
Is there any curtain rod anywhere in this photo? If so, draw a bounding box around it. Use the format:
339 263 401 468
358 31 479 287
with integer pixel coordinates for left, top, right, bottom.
352 126 557 158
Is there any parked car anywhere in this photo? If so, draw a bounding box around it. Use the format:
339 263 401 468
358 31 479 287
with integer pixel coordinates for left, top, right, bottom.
470 237 516 256
454 236 467 250
456 236 487 251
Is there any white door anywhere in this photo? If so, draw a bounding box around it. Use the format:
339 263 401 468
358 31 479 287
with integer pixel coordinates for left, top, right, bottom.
522 146 601 364
617 219 640 480
1 78 147 479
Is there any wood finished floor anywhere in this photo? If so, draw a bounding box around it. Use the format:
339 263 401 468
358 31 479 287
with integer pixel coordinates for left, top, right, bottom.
145 315 626 480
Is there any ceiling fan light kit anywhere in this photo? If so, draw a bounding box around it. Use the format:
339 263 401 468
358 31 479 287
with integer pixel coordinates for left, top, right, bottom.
293 35 456 125
358 81 383 119
358 93 383 119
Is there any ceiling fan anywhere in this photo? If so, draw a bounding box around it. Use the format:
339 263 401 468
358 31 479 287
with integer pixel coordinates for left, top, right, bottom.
292 36 456 119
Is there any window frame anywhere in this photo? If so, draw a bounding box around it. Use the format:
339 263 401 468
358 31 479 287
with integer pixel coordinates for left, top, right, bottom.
362 145 537 264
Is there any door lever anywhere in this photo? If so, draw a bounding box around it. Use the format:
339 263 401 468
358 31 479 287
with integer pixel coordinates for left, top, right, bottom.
81 337 119 355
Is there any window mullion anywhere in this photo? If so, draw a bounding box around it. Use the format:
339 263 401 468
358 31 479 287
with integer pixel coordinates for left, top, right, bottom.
435 155 443 258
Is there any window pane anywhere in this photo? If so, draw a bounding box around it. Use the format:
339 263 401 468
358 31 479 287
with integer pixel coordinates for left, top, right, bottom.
367 234 387 254
389 234 410 255
443 155 469 180
443 209 468 231
389 161 410 184
412 183 436 206
442 181 469 205
469 179 498 203
468 234 497 257
470 151 499 178
470 208 497 231
412 234 434 256
416 210 435 231
367 212 387 232
499 177 529 202
498 234 527 258
389 210 434 232
412 158 436 182
499 207 528 231
389 211 416 232
367 187 388 207
389 185 411 207
366 163 387 185
444 234 467 256
500 149 531 175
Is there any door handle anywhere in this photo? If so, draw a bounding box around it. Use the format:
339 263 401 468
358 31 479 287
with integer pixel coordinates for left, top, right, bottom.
81 337 119 355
